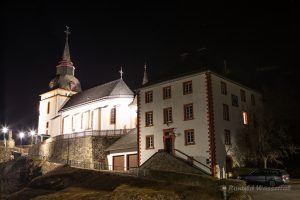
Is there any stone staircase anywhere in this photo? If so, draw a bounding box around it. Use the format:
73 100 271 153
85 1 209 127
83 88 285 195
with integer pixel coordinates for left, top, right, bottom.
139 150 212 176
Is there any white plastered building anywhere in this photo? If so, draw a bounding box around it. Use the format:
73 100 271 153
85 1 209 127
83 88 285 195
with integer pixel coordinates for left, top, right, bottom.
137 70 262 177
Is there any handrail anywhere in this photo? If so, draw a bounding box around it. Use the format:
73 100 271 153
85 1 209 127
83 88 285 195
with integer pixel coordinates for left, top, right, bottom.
174 148 211 171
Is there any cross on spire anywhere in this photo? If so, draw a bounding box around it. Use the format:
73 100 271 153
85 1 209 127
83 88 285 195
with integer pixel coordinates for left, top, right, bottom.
65 26 71 37
62 26 71 62
119 65 124 79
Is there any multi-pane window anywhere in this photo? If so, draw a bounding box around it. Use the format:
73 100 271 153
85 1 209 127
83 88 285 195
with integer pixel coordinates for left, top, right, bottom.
145 111 153 126
146 135 154 149
110 108 116 124
221 81 227 95
184 104 194 120
231 94 239 107
240 89 246 102
243 111 249 125
145 91 153 103
72 113 80 131
223 104 230 121
251 94 255 105
224 129 231 145
83 111 90 129
163 107 173 124
47 102 50 114
163 86 171 99
185 129 195 145
183 81 193 95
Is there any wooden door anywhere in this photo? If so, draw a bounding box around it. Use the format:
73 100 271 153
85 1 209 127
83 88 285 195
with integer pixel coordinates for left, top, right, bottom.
113 155 124 171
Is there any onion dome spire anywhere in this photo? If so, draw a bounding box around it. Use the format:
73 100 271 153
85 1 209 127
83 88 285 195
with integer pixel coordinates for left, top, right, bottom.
49 26 82 92
142 60 149 85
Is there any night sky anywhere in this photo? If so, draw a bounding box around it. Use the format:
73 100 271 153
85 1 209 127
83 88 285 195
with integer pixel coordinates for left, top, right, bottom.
1 1 299 135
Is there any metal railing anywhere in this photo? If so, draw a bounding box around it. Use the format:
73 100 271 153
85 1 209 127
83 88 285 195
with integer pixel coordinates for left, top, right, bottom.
43 129 132 143
174 149 211 175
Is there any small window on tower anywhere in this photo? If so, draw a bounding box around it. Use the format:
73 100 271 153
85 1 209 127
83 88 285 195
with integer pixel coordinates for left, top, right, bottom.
46 122 49 128
47 102 50 114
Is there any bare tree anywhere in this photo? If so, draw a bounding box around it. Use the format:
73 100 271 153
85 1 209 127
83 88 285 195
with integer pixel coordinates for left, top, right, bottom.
235 110 296 168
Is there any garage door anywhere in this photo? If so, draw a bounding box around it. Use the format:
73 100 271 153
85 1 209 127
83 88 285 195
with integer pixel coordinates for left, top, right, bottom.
113 155 124 171
127 154 138 170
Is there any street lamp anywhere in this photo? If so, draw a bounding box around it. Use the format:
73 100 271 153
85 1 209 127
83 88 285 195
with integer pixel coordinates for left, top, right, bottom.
2 126 8 148
19 132 25 145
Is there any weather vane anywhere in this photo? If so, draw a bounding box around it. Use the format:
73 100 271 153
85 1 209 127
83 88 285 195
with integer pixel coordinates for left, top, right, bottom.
119 65 124 80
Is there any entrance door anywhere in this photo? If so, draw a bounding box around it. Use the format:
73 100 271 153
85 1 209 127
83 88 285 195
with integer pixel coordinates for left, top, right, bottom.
165 137 172 153
163 129 175 154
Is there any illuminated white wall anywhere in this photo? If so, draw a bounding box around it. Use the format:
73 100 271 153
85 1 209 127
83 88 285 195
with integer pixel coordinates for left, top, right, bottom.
139 74 210 169
107 151 137 171
38 88 75 137
60 96 137 134
210 73 262 169
139 71 262 174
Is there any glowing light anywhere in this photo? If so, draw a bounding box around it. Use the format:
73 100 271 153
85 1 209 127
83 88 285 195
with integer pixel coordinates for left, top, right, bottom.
243 111 249 125
2 127 8 133
30 130 36 136
19 132 25 139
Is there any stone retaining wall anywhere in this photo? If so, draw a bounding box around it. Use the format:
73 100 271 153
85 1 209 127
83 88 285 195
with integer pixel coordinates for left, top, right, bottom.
29 136 120 166
0 147 11 163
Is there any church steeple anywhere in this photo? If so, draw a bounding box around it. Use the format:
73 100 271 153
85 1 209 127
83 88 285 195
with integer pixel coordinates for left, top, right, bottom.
56 26 75 75
142 61 149 85
49 26 82 92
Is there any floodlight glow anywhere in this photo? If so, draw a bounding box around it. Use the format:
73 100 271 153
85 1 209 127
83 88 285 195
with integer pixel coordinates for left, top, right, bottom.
2 127 8 133
19 132 25 138
30 130 36 136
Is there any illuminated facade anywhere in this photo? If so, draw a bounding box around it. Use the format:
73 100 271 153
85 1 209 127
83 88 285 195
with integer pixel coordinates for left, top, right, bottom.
137 70 262 177
38 28 137 138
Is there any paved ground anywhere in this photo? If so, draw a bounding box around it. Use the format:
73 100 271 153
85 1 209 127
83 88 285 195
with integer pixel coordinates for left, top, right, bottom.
250 184 300 200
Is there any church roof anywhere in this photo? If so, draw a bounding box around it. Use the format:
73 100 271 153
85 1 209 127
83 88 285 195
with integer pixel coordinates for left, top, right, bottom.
60 79 134 111
105 129 137 152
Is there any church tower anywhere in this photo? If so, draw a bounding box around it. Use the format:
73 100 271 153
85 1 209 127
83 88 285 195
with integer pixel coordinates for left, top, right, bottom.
38 26 81 137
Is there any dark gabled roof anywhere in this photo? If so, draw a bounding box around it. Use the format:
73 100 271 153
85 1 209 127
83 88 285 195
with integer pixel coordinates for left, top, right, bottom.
105 129 137 152
138 69 261 93
60 79 134 111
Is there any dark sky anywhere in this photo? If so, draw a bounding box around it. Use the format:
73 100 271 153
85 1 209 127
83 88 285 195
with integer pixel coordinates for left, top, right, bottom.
1 1 299 134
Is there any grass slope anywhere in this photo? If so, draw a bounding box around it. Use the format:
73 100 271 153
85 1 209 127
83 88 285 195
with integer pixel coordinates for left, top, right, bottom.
5 165 249 200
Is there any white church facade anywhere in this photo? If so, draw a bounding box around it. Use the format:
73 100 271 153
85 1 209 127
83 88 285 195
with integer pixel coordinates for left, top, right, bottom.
37 27 138 171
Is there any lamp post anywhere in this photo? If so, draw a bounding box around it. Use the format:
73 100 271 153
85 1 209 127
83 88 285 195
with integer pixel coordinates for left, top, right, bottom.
19 132 24 146
29 130 36 145
2 126 8 148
